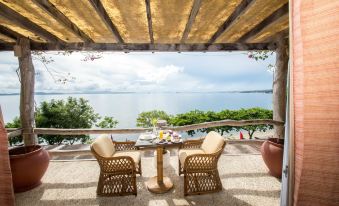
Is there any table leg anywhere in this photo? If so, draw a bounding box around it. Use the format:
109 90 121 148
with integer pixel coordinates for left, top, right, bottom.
146 146 173 193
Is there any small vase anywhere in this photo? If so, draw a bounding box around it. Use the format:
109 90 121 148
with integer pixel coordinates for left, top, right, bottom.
152 126 157 135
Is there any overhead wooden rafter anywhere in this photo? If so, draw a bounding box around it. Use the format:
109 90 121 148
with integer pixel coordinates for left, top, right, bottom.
208 0 253 44
88 0 124 43
238 3 289 42
0 1 63 43
32 0 94 43
0 0 289 51
181 0 202 43
145 0 154 43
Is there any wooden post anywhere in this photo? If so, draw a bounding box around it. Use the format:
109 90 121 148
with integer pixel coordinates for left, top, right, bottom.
273 36 288 139
16 38 36 145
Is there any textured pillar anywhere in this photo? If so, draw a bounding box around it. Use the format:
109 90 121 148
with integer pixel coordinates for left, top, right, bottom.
16 38 36 145
273 37 289 139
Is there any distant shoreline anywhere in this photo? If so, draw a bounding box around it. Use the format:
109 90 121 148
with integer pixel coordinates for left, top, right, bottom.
0 90 272 96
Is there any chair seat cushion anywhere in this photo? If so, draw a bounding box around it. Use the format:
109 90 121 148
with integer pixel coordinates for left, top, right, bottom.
179 148 205 165
113 150 141 167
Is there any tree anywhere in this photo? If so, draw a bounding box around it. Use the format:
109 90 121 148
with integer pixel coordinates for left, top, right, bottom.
232 108 273 139
96 116 118 128
169 110 207 136
136 110 171 128
6 97 118 145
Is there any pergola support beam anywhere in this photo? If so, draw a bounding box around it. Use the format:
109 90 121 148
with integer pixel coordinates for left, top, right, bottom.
16 38 36 146
32 0 94 43
0 42 275 51
88 0 124 43
273 36 288 139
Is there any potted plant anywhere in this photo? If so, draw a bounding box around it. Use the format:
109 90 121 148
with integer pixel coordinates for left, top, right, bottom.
260 137 284 178
9 138 50 193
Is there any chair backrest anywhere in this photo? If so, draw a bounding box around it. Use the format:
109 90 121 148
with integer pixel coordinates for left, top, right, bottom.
91 134 115 157
201 131 225 154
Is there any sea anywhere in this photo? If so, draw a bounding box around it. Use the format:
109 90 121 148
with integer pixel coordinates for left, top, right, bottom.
0 92 272 140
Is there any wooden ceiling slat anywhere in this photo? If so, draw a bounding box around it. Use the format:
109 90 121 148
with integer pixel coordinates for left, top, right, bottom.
0 15 46 43
0 0 81 43
49 0 117 43
215 0 288 43
32 0 93 43
208 0 252 44
0 2 61 43
187 0 243 43
181 0 202 43
0 24 23 41
247 14 289 43
88 0 124 43
145 0 154 43
238 4 288 43
0 42 275 51
151 0 194 43
0 32 15 43
259 29 289 43
100 0 149 43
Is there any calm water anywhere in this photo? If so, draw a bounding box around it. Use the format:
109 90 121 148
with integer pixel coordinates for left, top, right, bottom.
0 93 272 127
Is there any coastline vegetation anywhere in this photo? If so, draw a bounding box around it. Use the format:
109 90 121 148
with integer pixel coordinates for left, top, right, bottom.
7 97 272 146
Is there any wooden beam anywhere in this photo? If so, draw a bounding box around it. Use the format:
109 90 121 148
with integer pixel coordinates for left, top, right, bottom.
7 129 23 139
0 42 275 51
32 0 94 43
208 0 253 43
238 3 289 42
17 38 36 146
164 119 284 132
33 119 283 136
273 36 288 139
0 2 63 43
145 0 154 43
262 29 289 43
0 25 21 41
181 0 202 43
88 0 124 43
34 128 150 135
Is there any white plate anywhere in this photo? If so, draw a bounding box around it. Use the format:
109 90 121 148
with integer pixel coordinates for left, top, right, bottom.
139 134 156 140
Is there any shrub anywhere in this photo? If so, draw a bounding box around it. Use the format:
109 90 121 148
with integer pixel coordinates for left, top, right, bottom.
136 110 171 128
6 97 118 145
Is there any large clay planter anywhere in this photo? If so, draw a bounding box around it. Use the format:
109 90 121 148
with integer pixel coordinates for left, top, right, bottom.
9 145 50 193
260 138 284 178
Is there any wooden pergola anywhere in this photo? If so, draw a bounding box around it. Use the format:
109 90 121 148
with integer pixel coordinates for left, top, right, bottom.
1 0 339 206
0 0 293 205
0 0 289 144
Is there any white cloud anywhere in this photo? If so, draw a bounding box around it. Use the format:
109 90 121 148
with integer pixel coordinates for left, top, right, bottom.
0 51 275 93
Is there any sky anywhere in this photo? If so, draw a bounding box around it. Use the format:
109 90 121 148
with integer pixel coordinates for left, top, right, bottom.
0 51 275 93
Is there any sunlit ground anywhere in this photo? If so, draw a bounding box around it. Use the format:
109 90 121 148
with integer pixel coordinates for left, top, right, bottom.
15 141 281 206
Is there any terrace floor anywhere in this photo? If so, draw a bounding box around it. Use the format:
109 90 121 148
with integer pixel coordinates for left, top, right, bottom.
15 141 281 206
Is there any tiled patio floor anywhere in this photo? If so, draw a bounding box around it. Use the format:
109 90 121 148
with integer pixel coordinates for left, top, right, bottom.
15 141 281 206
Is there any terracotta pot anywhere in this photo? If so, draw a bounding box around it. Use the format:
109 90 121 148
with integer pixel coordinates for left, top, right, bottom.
260 138 284 178
9 145 50 193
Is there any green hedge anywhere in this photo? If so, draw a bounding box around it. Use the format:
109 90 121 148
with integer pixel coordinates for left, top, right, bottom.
138 108 273 139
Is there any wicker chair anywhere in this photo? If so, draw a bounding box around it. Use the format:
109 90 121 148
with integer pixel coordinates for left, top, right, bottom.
178 131 226 196
91 135 141 196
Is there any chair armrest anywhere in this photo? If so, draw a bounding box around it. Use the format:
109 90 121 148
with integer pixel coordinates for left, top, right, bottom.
180 139 204 149
113 141 137 151
96 156 135 173
184 148 223 171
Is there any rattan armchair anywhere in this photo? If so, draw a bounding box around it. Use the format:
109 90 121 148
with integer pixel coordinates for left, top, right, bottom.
91 135 141 196
178 131 226 196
